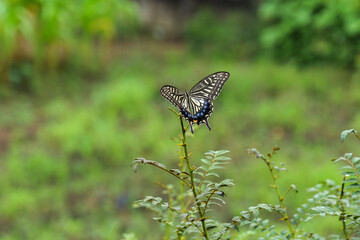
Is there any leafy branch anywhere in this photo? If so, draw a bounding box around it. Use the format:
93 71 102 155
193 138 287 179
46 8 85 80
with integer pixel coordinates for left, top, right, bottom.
341 129 360 142
248 147 297 239
132 108 233 239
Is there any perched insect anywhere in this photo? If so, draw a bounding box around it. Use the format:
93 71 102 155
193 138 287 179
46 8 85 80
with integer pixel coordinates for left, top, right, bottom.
160 71 230 133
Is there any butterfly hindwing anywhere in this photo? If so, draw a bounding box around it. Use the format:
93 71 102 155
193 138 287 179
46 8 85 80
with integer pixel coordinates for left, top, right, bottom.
160 72 229 133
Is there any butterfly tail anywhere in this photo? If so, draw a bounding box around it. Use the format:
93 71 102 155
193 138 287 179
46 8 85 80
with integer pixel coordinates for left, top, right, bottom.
204 119 211 131
189 121 194 134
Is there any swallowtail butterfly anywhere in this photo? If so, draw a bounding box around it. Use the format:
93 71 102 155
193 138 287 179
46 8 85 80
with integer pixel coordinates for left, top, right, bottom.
160 72 230 133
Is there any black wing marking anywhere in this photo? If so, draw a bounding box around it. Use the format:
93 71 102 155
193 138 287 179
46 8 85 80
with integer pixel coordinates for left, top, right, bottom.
160 85 185 110
189 71 230 100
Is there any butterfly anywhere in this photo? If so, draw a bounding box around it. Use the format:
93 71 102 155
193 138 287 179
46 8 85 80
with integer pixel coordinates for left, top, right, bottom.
160 71 230 133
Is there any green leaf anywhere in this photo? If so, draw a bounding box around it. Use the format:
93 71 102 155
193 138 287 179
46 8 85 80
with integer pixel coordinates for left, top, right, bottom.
258 204 273 212
201 158 211 165
345 183 360 189
344 153 353 159
209 165 225 171
214 156 231 161
301 203 310 209
341 172 356 176
297 208 305 214
339 165 354 170
214 150 230 155
341 129 357 142
343 178 359 183
351 157 360 164
207 172 220 178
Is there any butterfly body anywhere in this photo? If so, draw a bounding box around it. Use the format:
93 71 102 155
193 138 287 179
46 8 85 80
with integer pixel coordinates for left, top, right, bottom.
160 72 229 133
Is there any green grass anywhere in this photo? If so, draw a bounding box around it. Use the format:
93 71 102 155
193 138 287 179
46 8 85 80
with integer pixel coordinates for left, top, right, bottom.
0 42 359 239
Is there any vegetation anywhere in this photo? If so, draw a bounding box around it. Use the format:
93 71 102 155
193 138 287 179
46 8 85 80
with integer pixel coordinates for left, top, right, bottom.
258 0 360 67
0 0 139 91
133 107 360 239
1 0 360 239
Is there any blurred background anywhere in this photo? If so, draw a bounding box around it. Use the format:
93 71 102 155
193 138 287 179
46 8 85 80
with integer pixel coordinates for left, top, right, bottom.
1 0 360 239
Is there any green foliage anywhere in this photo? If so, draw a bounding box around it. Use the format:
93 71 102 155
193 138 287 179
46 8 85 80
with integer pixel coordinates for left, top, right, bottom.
185 8 257 59
0 0 139 90
133 112 236 239
2 46 360 239
259 0 360 67
133 106 360 239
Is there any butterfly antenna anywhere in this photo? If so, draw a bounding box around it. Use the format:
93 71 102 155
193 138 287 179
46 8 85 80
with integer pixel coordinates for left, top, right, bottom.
189 121 194 134
204 119 211 131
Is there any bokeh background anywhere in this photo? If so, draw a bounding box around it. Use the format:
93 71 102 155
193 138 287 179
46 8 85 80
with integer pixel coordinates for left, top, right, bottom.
1 0 360 239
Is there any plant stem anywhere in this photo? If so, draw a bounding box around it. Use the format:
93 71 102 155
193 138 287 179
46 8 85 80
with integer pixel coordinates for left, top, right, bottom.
339 176 349 240
179 116 209 240
265 159 294 238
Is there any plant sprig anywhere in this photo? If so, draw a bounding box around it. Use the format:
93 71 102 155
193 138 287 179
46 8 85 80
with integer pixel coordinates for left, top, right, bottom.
132 107 360 239
132 108 232 239
248 146 297 238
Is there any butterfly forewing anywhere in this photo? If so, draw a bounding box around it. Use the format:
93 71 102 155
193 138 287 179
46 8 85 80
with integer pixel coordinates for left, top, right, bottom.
189 72 230 100
160 85 185 109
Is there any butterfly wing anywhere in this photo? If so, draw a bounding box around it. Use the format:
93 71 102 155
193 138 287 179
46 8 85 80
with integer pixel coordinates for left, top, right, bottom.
160 72 230 133
187 72 230 130
160 85 186 110
189 71 230 100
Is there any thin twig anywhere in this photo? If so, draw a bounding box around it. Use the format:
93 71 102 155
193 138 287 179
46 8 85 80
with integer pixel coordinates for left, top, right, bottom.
133 158 191 188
